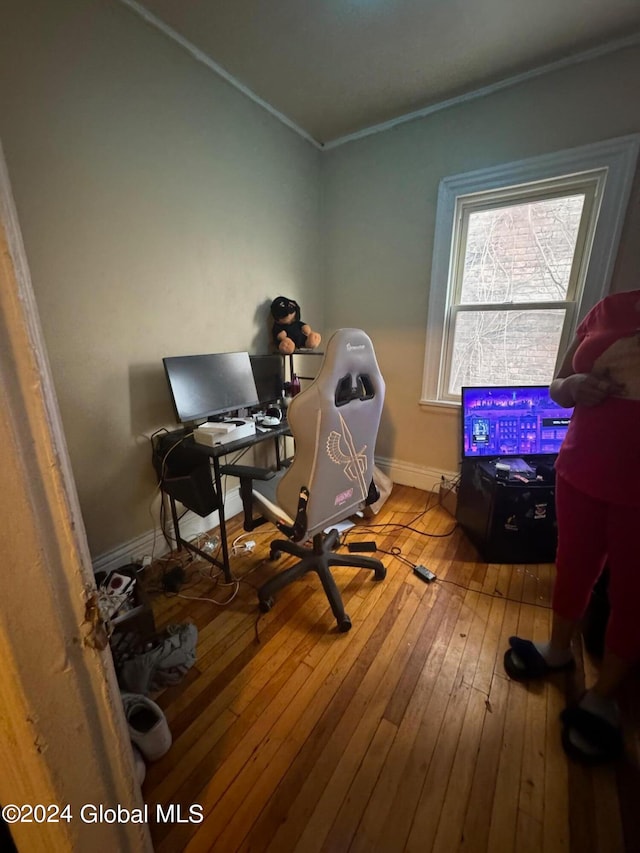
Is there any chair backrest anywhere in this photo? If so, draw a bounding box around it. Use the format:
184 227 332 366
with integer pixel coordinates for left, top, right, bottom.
277 328 385 538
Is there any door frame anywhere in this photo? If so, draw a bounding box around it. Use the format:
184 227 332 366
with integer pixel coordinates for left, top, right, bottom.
0 141 153 852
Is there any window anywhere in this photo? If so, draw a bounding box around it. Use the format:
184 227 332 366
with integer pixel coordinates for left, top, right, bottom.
446 179 599 397
422 135 640 406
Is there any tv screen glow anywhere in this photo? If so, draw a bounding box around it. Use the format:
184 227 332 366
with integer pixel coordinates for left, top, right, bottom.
461 385 573 459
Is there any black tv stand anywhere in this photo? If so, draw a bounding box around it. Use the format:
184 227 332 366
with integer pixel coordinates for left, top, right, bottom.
456 456 558 563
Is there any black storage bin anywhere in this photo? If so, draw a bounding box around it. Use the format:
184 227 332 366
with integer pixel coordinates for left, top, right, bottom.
153 431 218 517
456 459 557 563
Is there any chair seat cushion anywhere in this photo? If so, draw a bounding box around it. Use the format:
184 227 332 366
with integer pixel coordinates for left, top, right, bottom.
253 472 294 528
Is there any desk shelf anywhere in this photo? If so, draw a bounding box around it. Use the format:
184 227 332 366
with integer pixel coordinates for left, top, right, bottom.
283 349 323 393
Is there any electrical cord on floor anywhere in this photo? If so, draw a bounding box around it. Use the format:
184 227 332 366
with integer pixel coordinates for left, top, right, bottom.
340 515 458 544
375 546 552 610
433 575 552 610
377 545 415 568
254 612 264 644
173 579 241 607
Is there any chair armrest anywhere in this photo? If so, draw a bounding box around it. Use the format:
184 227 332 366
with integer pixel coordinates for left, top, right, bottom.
219 464 276 481
219 464 276 532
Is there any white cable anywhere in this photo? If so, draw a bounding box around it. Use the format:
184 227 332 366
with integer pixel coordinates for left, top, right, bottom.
176 581 240 606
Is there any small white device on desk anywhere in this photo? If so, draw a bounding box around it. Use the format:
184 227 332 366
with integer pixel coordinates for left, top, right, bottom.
194 419 256 447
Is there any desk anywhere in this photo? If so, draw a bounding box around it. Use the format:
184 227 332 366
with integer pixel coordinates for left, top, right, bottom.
154 422 291 582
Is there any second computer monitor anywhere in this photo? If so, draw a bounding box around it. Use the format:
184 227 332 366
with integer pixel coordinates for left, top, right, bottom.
250 354 284 407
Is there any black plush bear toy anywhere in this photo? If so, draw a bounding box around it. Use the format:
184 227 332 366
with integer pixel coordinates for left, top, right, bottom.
270 296 321 355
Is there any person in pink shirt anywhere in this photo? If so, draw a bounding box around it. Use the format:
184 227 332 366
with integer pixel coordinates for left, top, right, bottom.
503 288 640 763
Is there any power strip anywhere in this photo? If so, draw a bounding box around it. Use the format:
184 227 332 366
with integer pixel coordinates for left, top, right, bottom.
347 541 377 552
413 564 437 583
232 540 255 556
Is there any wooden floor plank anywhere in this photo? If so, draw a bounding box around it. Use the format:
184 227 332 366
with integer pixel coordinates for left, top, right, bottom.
458 673 510 853
321 718 398 853
134 485 637 853
373 587 478 851
486 680 528 852
542 671 571 853
237 589 406 852
517 604 552 841
348 589 464 853
180 585 416 852
294 590 427 853
264 583 425 853
430 686 488 853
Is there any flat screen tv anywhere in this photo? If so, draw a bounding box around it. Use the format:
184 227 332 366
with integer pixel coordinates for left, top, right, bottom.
250 354 284 407
163 351 259 425
461 385 573 459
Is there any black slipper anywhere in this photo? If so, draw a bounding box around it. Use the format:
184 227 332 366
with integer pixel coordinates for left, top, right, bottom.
503 636 575 682
560 704 624 764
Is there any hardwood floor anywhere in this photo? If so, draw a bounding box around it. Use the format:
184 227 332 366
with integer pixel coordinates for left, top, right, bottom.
140 485 639 853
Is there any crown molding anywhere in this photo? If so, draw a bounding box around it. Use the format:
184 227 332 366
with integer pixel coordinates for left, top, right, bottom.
117 2 640 152
323 32 640 149
118 0 322 149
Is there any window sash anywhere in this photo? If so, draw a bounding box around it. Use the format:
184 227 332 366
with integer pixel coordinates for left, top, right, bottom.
451 178 600 307
443 303 575 398
422 135 640 408
438 179 598 402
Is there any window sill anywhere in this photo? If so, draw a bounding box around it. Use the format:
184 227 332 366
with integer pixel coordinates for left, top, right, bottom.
419 398 460 412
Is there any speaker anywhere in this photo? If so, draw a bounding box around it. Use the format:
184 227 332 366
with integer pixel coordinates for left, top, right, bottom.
456 460 557 563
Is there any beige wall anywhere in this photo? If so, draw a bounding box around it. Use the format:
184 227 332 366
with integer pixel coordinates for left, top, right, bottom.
1 0 639 560
321 45 640 479
0 0 321 557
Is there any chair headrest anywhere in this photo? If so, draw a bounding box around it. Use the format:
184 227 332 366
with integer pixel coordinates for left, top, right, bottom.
310 328 382 401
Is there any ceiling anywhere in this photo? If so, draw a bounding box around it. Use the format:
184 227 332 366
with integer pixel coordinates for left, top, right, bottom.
126 0 640 145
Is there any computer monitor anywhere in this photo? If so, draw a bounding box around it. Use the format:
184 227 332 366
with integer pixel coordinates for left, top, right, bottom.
250 354 284 407
163 351 259 425
461 385 573 459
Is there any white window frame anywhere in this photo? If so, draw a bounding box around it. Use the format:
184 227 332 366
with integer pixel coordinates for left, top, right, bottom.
421 134 640 408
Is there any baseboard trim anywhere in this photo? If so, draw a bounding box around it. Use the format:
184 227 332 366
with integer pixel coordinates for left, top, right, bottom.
375 456 458 493
92 488 244 574
92 459 458 574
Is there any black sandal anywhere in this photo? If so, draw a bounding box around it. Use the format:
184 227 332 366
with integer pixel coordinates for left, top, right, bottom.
560 704 624 764
503 636 575 682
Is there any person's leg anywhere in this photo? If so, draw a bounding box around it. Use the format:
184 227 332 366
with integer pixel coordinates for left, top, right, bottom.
547 612 578 660
505 475 607 677
562 498 639 761
590 651 632 698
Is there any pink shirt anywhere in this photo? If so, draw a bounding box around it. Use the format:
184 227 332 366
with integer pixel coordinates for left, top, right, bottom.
555 289 640 506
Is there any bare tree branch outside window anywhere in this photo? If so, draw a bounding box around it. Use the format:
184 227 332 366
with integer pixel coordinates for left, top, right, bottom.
449 195 584 395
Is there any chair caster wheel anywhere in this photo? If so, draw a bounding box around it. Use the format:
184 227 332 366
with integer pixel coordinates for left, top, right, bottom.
374 567 386 581
270 549 282 561
338 616 352 633
259 597 274 613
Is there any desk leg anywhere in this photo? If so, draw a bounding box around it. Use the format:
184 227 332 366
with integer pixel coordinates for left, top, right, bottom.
166 476 233 584
169 493 183 551
212 456 233 583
